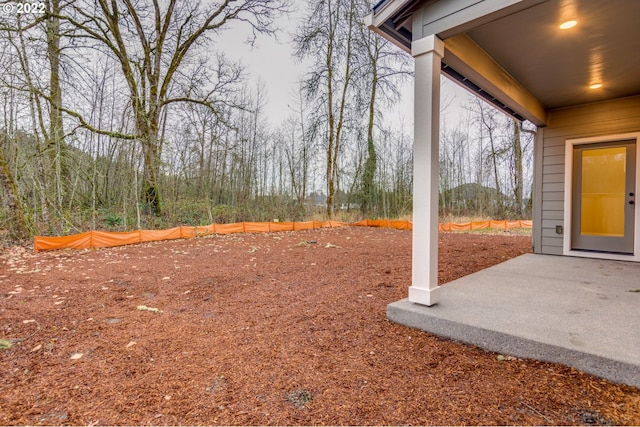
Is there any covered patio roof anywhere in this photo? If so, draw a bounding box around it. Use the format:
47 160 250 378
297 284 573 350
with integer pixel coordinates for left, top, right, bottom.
368 0 640 126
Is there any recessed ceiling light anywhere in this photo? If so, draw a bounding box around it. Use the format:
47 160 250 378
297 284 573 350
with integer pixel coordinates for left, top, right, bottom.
589 83 603 90
559 20 578 29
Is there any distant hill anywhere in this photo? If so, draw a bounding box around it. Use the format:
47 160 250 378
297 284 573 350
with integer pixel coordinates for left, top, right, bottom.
440 183 504 217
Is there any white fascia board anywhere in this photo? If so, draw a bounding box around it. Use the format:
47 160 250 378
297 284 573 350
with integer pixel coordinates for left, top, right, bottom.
365 17 411 53
367 0 413 29
365 0 414 54
444 33 547 126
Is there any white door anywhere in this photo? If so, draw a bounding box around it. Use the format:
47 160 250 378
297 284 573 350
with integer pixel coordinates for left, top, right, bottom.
571 140 636 254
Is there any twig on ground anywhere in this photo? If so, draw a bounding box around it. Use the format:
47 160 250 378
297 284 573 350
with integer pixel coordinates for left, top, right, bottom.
521 401 553 423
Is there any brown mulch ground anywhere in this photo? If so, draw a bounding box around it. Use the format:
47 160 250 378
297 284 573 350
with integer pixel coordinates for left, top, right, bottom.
1 227 639 426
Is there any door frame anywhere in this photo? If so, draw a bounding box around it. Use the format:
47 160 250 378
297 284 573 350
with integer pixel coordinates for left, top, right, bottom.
563 132 640 261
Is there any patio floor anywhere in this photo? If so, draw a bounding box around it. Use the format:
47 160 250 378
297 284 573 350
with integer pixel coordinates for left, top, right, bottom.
387 253 640 388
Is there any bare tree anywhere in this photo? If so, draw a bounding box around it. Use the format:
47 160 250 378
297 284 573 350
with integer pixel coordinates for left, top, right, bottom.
516 120 536 216
57 0 289 215
46 0 67 208
0 133 29 239
294 0 359 219
457 96 537 219
354 0 411 216
466 97 508 217
283 84 316 219
511 118 524 217
2 13 58 227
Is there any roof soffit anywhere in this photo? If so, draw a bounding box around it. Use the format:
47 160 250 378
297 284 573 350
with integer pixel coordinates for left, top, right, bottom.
369 0 640 119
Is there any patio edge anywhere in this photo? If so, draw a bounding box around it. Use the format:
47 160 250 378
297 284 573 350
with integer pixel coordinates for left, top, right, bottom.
387 298 640 389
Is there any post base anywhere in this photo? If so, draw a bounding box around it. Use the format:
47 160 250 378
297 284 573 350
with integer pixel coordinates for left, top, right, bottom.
408 285 441 306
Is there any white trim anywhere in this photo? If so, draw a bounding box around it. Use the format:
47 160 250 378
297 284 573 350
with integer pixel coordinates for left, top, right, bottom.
408 35 444 306
369 0 412 27
412 35 444 58
365 0 414 53
563 132 640 262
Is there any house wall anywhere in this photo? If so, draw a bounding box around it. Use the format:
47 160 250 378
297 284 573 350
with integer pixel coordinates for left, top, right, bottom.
534 95 640 255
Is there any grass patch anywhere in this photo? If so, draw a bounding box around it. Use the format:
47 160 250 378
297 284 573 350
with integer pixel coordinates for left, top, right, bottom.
286 389 313 409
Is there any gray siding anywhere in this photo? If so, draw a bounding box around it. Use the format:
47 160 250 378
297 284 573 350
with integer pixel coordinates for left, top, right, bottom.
535 95 640 255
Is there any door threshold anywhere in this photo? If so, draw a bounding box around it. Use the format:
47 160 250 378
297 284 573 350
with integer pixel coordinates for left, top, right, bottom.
565 249 638 262
571 248 633 256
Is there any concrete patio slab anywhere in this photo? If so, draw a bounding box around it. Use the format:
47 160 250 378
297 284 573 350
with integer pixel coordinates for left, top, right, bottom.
387 253 640 388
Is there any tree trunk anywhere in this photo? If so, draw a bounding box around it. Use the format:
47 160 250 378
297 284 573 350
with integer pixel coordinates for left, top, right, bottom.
513 119 524 217
0 138 29 239
46 0 68 209
362 73 377 216
325 1 337 220
140 131 162 216
489 131 503 217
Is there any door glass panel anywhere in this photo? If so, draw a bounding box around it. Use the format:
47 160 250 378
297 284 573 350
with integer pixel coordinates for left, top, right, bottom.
580 147 626 236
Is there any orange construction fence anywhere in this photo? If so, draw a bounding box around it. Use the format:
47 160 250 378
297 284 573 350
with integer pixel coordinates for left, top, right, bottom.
438 219 532 232
33 219 531 252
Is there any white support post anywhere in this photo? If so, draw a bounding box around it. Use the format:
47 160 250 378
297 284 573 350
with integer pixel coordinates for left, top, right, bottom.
408 35 444 306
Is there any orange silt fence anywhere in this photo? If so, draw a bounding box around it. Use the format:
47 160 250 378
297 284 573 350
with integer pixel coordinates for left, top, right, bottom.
33 218 531 252
33 220 350 252
350 219 413 231
438 219 532 232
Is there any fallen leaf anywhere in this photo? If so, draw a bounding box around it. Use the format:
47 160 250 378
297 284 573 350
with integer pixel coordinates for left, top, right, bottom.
0 339 13 350
137 305 162 313
70 352 83 360
31 344 42 352
126 341 137 348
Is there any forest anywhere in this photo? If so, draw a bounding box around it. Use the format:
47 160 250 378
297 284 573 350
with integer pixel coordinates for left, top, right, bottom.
0 0 535 240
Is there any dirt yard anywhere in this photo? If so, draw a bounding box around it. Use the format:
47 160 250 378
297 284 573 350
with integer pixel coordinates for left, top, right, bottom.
1 227 639 425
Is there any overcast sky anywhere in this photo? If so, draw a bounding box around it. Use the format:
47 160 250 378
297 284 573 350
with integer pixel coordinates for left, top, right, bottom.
218 6 472 129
